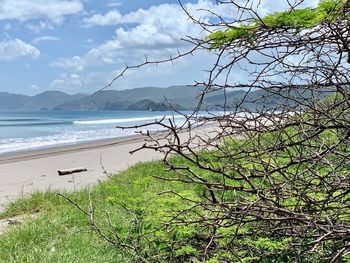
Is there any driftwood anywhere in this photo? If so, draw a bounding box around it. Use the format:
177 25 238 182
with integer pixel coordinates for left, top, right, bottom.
58 167 88 176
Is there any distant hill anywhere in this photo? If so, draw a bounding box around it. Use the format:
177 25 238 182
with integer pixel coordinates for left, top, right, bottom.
0 92 32 110
33 91 86 110
56 86 203 111
0 86 314 111
0 91 86 110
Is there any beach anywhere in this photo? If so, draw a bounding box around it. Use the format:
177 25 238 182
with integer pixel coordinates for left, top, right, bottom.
0 125 215 212
0 135 162 212
0 110 192 211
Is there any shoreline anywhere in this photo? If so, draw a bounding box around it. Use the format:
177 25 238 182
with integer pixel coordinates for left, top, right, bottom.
0 125 215 212
0 133 146 165
0 133 163 212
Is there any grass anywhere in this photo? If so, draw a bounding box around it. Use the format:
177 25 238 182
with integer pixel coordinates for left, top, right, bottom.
1 127 350 262
0 161 199 263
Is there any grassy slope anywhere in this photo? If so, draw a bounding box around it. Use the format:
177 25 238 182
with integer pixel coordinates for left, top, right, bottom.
0 161 199 263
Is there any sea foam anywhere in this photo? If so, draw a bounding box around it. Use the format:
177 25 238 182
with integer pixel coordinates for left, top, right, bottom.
73 115 184 125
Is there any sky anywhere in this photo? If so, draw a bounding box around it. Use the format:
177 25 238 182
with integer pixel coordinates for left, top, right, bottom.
0 0 319 95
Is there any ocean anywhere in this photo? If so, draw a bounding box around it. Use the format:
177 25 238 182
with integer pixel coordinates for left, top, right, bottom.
0 111 188 154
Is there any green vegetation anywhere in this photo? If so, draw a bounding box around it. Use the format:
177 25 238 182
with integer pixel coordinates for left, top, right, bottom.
0 161 204 262
1 124 350 262
207 0 346 48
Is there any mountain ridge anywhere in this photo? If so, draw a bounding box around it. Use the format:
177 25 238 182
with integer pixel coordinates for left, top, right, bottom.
0 91 86 111
0 86 283 111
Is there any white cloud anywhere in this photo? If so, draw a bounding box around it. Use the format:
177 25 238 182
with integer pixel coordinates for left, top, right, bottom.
84 0 234 28
57 2 210 71
50 73 82 90
30 84 40 90
52 0 321 89
0 39 40 61
32 35 60 44
83 10 122 27
82 0 235 50
50 56 85 72
115 4 198 49
26 21 54 33
0 0 83 24
107 1 122 8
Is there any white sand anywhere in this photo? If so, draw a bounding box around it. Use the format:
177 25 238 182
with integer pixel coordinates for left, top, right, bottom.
0 135 162 212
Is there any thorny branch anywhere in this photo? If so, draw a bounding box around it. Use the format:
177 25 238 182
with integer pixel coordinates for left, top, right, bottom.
80 0 350 261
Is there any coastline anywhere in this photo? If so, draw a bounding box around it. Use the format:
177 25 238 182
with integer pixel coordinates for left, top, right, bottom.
0 125 216 212
0 133 163 212
0 133 146 164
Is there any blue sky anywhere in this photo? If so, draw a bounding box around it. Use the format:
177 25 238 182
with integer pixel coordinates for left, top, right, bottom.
0 0 318 95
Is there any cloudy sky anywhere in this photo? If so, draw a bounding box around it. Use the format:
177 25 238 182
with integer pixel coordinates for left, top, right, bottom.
0 0 318 95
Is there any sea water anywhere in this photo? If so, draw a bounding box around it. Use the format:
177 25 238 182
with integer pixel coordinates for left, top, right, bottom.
0 111 188 154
